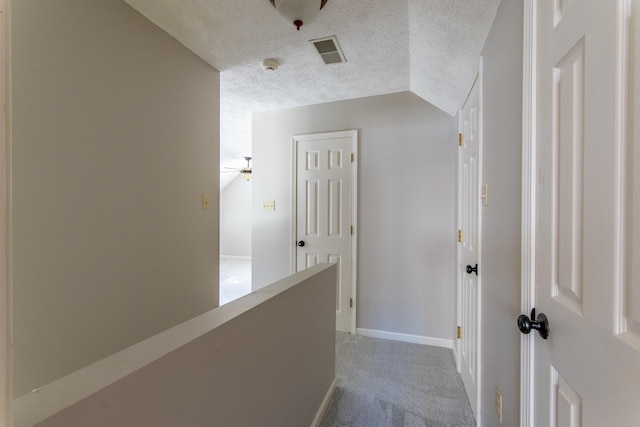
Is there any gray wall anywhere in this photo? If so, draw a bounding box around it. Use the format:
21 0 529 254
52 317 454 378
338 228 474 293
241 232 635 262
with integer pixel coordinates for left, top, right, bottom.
252 92 457 339
479 0 523 425
220 176 252 257
21 264 336 427
12 0 220 396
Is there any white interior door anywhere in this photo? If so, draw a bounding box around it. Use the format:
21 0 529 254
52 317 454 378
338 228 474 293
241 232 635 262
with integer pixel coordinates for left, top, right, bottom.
457 73 482 421
530 0 640 425
294 130 357 333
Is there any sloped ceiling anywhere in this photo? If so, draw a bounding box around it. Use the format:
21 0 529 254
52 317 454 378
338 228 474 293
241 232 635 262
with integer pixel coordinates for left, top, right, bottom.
123 0 501 188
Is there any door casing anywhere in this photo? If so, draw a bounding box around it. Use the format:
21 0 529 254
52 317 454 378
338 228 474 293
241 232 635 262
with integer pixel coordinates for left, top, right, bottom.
520 1 537 425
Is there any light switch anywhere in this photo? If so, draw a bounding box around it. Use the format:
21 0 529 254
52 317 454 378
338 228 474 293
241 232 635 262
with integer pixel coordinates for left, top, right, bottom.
262 200 275 211
202 194 210 210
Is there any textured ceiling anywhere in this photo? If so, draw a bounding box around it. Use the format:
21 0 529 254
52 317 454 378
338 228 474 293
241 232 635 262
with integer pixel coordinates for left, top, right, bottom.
123 0 501 188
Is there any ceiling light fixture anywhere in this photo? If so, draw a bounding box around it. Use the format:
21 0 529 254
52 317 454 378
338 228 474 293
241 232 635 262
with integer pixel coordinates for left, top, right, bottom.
240 157 252 181
268 0 329 31
222 156 252 181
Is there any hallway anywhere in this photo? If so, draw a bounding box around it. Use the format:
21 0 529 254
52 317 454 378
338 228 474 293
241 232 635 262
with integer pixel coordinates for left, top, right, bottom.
321 333 475 427
219 255 252 305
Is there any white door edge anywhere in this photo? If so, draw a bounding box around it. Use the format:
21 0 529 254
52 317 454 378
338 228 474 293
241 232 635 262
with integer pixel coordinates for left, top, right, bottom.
476 56 484 427
290 129 358 334
520 2 536 426
455 114 462 373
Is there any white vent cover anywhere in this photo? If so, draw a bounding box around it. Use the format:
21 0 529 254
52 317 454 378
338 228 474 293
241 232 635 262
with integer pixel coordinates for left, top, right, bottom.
310 36 346 65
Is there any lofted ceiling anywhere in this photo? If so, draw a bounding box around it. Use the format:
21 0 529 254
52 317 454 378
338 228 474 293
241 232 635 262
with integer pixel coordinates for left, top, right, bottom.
123 0 502 188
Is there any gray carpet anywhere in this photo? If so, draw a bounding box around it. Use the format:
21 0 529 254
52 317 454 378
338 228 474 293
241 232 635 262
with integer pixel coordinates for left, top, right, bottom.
320 332 476 427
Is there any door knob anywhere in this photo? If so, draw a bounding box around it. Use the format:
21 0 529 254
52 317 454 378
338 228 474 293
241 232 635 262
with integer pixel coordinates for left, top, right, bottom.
466 264 478 275
517 308 549 339
297 241 305 247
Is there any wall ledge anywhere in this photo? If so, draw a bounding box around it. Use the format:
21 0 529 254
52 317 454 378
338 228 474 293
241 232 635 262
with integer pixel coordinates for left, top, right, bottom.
13 263 335 427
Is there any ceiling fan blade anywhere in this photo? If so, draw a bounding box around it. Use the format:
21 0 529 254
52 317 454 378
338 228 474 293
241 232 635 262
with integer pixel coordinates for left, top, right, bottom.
220 170 239 173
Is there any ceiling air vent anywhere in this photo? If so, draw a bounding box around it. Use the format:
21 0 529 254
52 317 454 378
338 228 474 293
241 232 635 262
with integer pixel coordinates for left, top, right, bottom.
310 36 346 65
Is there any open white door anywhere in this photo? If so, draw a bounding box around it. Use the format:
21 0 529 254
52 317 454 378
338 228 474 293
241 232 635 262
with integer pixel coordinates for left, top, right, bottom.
522 0 640 425
457 71 482 422
293 130 357 333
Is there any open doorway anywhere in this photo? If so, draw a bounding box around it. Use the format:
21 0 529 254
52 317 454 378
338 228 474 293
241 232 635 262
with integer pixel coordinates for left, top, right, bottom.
219 172 252 305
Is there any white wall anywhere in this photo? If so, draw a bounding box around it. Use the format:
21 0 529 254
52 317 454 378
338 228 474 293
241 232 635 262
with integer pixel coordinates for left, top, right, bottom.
220 175 252 257
252 92 457 340
478 0 523 425
12 0 220 397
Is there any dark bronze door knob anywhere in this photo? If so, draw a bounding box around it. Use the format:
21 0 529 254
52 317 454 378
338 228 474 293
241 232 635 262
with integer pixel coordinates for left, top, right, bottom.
518 308 550 339
466 264 478 275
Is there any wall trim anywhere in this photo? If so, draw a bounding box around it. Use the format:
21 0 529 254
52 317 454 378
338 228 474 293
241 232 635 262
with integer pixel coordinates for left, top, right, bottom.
310 377 336 427
219 255 251 260
1 0 11 425
14 264 337 427
520 1 537 427
356 328 454 349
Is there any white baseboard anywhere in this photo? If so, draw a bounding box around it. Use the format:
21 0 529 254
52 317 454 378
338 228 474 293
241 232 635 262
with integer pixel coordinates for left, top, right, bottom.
219 255 251 260
452 344 460 371
310 377 337 427
356 328 454 349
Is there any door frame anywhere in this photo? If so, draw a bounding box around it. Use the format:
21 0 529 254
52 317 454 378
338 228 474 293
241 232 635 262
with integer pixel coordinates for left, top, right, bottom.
1 0 12 424
519 1 537 426
290 129 358 334
456 57 483 424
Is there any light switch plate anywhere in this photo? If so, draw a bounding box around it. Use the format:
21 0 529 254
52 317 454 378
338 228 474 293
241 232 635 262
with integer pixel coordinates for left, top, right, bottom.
262 200 275 211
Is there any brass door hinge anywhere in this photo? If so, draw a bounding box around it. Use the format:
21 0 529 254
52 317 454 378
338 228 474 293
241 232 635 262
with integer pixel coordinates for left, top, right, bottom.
350 226 354 235
351 152 355 163
458 230 463 243
350 298 353 308
458 133 464 146
481 184 489 207
457 326 462 339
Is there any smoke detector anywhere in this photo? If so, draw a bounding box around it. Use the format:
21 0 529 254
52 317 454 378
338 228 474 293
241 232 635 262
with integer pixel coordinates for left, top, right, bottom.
263 58 279 71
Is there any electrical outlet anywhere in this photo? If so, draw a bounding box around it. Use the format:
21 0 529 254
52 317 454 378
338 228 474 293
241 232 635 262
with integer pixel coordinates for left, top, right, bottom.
495 387 503 424
262 200 275 211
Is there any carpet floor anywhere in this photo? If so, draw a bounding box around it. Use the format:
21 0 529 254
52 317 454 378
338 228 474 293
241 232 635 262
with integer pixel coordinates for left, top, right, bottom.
219 255 252 305
320 332 476 427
